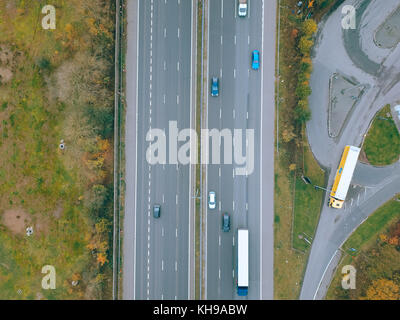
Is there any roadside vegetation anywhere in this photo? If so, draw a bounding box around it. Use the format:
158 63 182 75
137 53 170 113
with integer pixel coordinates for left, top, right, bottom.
274 0 344 299
327 196 400 299
362 104 400 166
0 1 115 299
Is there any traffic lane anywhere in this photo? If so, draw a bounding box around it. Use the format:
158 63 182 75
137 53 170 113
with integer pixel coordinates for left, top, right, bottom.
247 15 263 301
124 0 139 300
206 0 224 300
259 0 276 300
134 0 153 297
207 0 238 299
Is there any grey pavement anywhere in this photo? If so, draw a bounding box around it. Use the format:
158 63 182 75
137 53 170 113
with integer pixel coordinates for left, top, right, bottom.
124 0 194 300
205 0 274 300
301 0 400 300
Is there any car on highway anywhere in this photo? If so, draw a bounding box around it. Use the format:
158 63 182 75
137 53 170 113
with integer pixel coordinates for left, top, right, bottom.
222 213 230 232
153 204 161 218
211 77 219 96
208 191 216 209
252 50 260 70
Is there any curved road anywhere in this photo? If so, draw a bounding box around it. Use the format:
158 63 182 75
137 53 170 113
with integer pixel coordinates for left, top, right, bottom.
301 0 400 299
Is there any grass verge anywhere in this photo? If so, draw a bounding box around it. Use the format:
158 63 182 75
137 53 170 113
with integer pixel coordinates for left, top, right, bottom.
274 0 342 299
363 104 400 166
326 195 400 299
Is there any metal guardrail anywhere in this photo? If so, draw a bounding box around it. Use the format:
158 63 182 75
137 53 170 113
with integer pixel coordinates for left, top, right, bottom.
113 0 124 300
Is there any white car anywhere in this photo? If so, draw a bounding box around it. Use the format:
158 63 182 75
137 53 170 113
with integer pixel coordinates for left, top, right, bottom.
208 191 216 210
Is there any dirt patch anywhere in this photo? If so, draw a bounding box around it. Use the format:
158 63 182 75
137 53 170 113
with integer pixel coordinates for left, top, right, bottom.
358 148 370 164
1 208 31 235
0 67 12 83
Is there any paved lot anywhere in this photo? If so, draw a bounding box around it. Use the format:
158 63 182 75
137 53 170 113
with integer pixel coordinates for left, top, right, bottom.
301 0 400 299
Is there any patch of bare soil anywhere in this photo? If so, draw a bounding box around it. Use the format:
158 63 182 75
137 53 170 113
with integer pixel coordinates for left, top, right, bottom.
359 148 370 164
0 67 12 83
1 208 31 235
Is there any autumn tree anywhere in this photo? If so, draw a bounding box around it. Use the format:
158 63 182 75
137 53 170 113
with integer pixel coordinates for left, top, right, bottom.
302 19 318 37
364 279 400 300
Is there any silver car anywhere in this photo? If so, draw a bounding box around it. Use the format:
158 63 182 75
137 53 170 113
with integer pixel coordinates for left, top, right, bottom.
208 191 216 210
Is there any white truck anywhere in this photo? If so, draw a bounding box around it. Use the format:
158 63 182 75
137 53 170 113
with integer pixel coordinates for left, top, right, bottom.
237 229 249 296
238 0 248 17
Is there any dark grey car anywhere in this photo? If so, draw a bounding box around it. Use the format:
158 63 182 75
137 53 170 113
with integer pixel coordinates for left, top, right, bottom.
153 204 161 218
222 212 230 232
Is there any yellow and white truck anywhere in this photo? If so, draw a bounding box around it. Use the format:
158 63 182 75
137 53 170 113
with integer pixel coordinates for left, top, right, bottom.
329 145 360 209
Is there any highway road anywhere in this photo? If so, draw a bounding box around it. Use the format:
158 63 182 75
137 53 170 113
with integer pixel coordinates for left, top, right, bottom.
124 0 195 300
205 0 275 300
301 0 400 299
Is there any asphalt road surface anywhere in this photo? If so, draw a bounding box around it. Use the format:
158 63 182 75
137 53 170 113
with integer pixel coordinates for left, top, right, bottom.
301 0 400 299
124 0 195 300
205 0 275 300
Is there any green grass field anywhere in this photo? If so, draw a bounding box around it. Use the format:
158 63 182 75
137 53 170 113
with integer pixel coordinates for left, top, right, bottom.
0 1 114 299
363 105 400 166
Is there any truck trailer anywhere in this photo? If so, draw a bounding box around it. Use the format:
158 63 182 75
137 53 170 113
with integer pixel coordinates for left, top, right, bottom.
237 229 249 296
329 145 360 209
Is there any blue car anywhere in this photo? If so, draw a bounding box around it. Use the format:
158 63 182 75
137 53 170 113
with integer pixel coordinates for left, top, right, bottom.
211 77 219 96
252 50 260 70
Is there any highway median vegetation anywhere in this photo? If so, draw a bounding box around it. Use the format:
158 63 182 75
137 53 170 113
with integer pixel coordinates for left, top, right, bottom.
0 1 115 299
327 196 400 300
275 0 341 299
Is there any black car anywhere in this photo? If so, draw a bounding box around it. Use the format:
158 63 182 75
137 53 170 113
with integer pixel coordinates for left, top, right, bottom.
222 212 230 232
153 204 161 218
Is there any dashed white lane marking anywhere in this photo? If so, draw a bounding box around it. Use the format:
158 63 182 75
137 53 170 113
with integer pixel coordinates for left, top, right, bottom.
246 202 248 211
162 227 164 237
161 294 164 300
177 95 180 104
219 167 221 177
177 61 180 71
175 261 178 272
219 201 221 211
176 228 178 238
164 61 166 70
233 109 235 119
221 35 223 45
248 35 250 44
162 260 164 271
219 269 221 279
221 0 224 18
220 68 222 77
164 27 166 38
233 169 235 178
233 236 235 246
234 68 236 78
163 94 166 104
146 0 154 300
233 270 235 278
233 201 235 211
219 235 221 246
178 27 180 38
220 108 222 119
234 35 236 45
162 194 165 203
176 194 178 204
